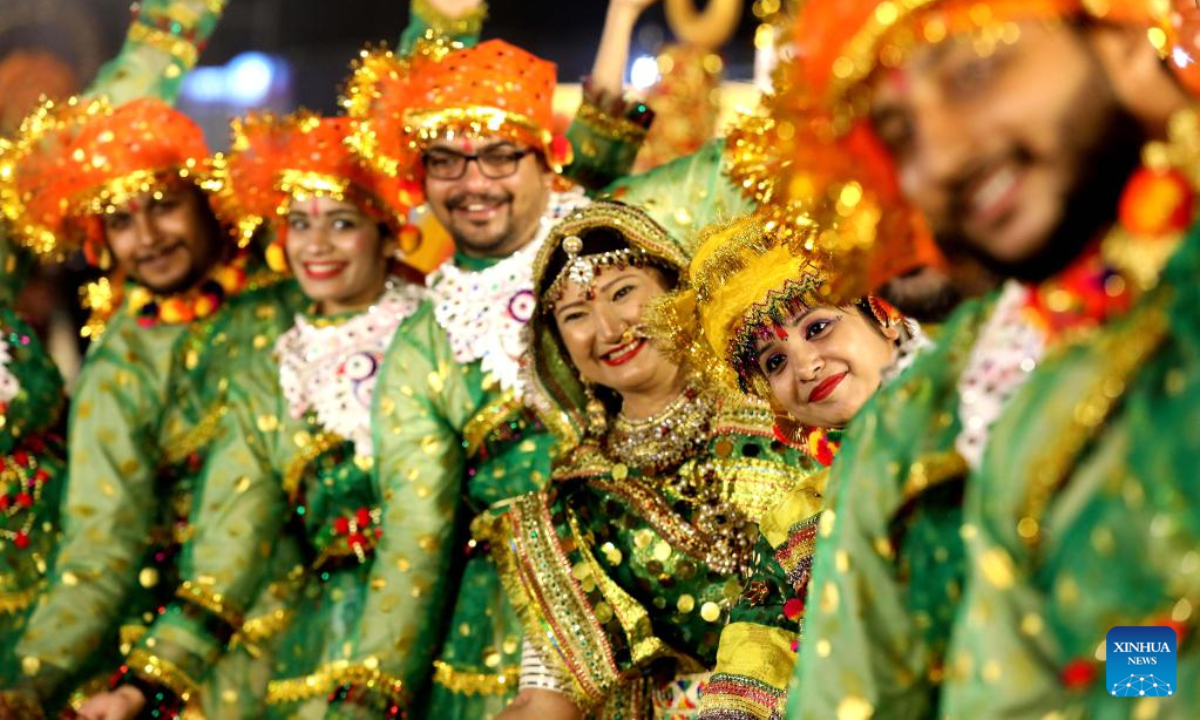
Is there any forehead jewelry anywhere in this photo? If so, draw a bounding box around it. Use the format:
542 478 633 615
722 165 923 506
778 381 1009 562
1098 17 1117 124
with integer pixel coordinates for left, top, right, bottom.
547 234 651 305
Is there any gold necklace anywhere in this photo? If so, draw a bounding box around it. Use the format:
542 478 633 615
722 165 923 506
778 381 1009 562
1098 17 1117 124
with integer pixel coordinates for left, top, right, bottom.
604 381 715 474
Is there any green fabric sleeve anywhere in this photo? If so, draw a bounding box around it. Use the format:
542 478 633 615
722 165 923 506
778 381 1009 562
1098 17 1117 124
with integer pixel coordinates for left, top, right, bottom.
398 0 486 56
130 357 287 696
86 0 230 105
14 312 181 703
563 97 651 192
338 305 473 707
603 139 754 246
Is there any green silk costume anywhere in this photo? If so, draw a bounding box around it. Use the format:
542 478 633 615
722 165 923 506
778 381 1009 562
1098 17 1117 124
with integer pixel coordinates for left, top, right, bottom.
939 218 1200 716
784 297 982 719
472 202 820 718
8 273 304 711
0 237 67 675
1 0 279 710
123 282 428 719
787 140 1200 719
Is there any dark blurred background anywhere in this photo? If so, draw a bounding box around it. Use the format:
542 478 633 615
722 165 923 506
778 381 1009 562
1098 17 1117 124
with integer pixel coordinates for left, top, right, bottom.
0 0 762 145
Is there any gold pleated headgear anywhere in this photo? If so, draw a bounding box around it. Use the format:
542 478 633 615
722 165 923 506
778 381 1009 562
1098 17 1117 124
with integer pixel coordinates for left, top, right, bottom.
647 211 907 399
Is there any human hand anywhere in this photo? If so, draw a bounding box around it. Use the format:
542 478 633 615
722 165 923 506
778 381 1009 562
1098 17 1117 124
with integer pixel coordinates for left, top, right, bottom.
423 0 485 19
76 686 145 720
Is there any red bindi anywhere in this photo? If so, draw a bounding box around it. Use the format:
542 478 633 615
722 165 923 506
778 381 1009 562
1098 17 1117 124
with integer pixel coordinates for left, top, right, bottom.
773 323 789 341
308 197 321 217
885 67 910 94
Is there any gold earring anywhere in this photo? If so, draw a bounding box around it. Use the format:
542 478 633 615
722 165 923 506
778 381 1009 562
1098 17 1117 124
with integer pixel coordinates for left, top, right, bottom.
584 383 608 437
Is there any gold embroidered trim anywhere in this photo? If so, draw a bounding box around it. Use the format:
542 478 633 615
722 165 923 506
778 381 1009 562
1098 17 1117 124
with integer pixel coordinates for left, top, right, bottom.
709 455 814 521
238 609 294 644
266 660 407 705
162 404 227 469
412 0 489 38
480 494 619 708
463 390 523 457
119 624 148 650
431 660 519 696
575 100 649 145
282 431 344 503
127 23 200 67
899 449 969 503
176 581 244 629
126 648 198 702
1020 293 1171 548
0 584 41 615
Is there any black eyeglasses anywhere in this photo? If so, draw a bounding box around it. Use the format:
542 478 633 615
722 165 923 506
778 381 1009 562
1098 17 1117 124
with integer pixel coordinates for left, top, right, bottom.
421 146 531 180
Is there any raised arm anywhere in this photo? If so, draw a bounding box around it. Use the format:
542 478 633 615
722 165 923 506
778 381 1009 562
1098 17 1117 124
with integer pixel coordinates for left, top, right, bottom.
87 0 229 104
398 0 487 56
562 0 660 191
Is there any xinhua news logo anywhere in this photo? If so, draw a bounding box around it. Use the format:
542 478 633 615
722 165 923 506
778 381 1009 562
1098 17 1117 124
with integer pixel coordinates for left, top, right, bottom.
1106 626 1176 697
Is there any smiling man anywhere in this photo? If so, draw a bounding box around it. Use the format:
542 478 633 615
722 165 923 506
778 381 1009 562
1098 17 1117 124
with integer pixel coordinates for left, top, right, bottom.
0 97 305 718
337 37 651 718
773 1 1200 718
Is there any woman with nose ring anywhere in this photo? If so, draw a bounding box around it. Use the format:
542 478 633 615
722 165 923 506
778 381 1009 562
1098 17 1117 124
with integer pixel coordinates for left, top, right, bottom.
648 213 927 719
476 201 821 720
75 111 428 720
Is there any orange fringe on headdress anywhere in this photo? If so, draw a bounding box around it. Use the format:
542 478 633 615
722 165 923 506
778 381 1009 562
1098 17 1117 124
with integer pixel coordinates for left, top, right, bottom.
737 0 1192 300
214 111 422 272
0 96 221 265
344 39 572 183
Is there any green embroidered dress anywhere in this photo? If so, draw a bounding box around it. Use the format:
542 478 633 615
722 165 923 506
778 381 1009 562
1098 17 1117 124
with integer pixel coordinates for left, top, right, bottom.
941 213 1200 716
121 281 427 718
8 270 305 713
477 202 820 718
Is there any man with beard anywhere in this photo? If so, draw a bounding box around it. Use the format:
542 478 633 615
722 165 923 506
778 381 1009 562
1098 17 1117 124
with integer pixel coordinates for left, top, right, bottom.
761 2 1200 718
0 97 309 719
316 35 652 719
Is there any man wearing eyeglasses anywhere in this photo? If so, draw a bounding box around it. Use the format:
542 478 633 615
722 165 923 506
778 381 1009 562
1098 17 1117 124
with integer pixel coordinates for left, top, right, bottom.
335 34 652 718
422 142 558 260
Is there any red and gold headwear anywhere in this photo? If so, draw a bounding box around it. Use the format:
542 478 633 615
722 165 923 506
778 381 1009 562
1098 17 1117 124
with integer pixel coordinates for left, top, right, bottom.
345 39 573 182
646 211 911 443
215 111 421 272
0 96 223 266
735 0 1195 300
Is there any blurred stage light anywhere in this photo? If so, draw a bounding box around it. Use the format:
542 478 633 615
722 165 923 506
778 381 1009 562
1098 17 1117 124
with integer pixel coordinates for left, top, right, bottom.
630 54 660 90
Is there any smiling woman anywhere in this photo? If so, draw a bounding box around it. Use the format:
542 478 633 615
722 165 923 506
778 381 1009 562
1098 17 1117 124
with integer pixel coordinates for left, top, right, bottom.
478 202 821 720
646 211 927 719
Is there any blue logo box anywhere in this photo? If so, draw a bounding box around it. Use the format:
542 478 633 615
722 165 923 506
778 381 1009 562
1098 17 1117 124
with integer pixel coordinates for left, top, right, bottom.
1106 626 1176 697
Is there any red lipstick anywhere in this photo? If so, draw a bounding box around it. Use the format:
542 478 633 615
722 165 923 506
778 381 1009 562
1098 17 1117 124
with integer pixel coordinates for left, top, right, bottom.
808 371 847 404
302 261 347 280
599 338 646 367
